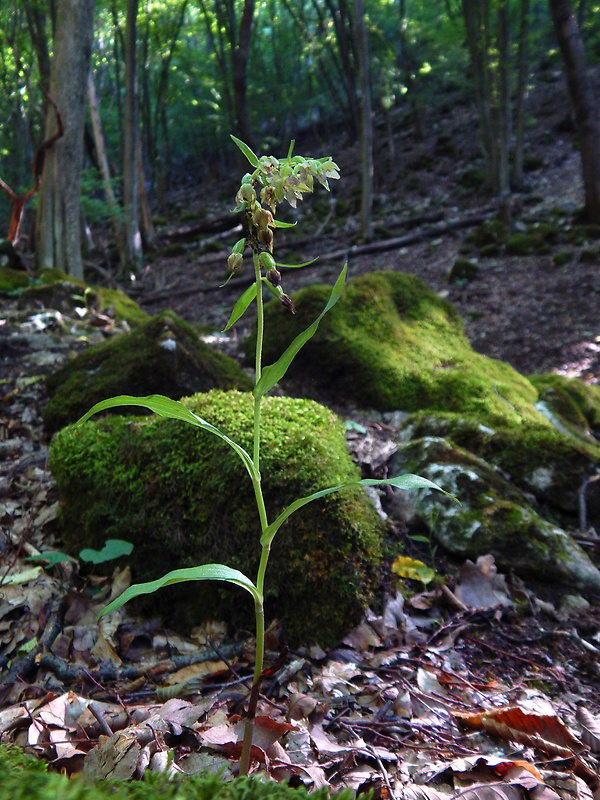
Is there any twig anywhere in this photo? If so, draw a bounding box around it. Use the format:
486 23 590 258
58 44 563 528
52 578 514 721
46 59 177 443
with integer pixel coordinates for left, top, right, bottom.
365 744 397 800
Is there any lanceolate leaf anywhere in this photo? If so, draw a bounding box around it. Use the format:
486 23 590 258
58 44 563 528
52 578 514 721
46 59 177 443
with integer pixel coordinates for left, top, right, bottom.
273 220 296 228
230 135 260 168
74 395 258 481
99 564 262 618
223 283 258 331
261 474 455 546
253 263 347 398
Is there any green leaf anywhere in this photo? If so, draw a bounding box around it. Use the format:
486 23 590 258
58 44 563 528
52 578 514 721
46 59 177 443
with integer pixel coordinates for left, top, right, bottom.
99 564 261 618
74 395 258 482
79 539 134 565
261 472 455 546
253 263 347 398
223 283 257 331
272 220 297 228
25 552 71 568
230 135 260 168
275 257 318 269
391 555 435 585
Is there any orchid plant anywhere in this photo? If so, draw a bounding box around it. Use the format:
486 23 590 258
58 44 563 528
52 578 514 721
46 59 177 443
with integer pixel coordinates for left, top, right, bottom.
75 136 449 775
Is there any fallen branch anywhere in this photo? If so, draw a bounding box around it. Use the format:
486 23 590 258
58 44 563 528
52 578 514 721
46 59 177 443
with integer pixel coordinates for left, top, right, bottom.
138 209 497 305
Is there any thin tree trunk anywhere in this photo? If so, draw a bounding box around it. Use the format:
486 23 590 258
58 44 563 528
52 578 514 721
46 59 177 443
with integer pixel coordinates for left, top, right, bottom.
513 0 530 189
355 0 373 240
497 0 511 223
87 71 127 261
233 0 256 147
35 0 95 279
123 0 143 273
549 0 600 222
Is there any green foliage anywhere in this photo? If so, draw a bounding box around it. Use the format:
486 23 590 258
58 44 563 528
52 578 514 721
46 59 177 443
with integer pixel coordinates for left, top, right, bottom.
0 744 354 800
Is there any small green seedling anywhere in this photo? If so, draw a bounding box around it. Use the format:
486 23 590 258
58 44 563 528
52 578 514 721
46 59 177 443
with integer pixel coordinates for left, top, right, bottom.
74 136 452 775
27 539 134 569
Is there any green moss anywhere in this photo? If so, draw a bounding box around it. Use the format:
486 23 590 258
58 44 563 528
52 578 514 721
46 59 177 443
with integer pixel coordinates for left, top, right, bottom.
458 167 485 188
404 409 600 516
552 250 573 267
448 258 479 283
95 287 150 326
530 373 600 434
479 243 501 257
0 744 350 800
466 219 507 248
0 267 29 293
251 271 547 427
566 224 600 245
49 391 383 646
43 312 252 434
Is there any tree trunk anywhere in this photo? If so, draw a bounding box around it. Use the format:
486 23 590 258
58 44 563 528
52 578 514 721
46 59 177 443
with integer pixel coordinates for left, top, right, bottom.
549 0 600 222
497 0 511 224
35 0 95 279
233 0 256 148
123 0 143 273
513 0 530 190
355 0 373 240
87 71 127 262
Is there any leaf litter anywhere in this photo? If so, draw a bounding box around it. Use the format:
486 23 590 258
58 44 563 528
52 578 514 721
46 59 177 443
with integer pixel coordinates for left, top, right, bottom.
1 295 600 797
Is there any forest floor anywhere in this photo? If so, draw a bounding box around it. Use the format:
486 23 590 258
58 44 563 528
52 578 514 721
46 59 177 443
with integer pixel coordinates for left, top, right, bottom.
2 67 600 792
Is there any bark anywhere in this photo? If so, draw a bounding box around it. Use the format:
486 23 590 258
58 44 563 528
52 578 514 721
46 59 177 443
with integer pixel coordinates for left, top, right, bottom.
513 0 530 189
549 0 600 222
123 0 143 272
355 0 373 240
35 0 95 279
232 0 256 148
87 71 126 261
497 0 511 224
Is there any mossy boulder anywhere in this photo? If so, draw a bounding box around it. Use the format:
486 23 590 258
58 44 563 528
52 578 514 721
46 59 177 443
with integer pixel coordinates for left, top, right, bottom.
16 272 149 327
401 409 600 523
251 271 547 427
0 266 29 292
43 312 252 434
49 391 383 646
390 436 600 592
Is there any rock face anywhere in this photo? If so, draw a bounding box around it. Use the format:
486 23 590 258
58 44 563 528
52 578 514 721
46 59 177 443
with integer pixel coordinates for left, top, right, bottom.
390 436 600 592
49 391 383 646
43 312 253 434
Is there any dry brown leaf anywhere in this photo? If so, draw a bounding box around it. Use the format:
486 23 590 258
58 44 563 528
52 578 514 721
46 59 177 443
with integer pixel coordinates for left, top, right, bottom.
454 707 583 756
577 706 600 753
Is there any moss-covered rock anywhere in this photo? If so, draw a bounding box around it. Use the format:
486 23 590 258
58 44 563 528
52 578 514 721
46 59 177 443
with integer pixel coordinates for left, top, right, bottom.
529 373 600 435
252 271 548 427
0 743 349 800
400 410 600 522
390 436 600 592
49 391 383 646
0 266 29 293
17 273 149 327
43 312 252 434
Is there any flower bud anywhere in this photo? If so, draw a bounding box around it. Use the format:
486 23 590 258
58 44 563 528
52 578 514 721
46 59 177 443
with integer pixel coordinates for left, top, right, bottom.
258 227 274 252
280 293 296 314
227 252 243 273
267 268 281 287
232 238 246 255
259 251 276 271
252 206 274 231
238 182 256 204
